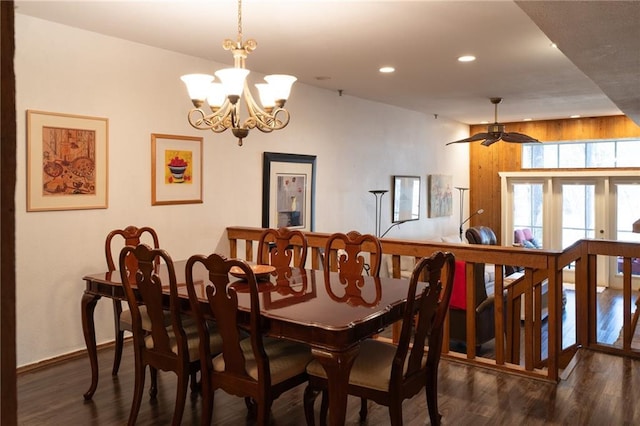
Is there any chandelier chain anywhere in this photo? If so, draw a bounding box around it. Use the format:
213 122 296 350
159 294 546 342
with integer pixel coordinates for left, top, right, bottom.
237 0 243 44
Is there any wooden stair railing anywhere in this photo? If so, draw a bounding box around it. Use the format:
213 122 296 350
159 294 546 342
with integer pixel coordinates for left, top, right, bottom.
227 226 640 382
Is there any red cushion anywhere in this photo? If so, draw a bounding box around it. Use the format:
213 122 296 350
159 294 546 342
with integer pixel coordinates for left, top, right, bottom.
449 260 467 310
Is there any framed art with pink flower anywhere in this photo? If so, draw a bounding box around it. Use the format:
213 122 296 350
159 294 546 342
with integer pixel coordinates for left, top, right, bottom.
151 133 203 205
262 152 316 231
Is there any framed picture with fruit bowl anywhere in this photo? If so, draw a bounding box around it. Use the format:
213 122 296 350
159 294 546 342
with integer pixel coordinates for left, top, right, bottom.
151 133 203 205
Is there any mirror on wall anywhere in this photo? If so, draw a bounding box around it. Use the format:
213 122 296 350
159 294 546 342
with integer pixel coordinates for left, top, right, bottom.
392 175 420 223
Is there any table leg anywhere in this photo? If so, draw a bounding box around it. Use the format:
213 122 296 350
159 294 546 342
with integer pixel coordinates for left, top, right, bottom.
81 290 101 400
311 345 360 426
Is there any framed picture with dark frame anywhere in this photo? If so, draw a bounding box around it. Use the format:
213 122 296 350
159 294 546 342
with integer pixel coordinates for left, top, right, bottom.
262 152 316 231
392 175 420 223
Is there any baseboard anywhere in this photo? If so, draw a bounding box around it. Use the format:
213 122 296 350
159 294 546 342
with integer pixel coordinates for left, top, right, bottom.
16 337 132 375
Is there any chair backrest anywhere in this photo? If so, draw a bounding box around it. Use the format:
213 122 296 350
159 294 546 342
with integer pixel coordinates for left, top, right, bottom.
106 225 160 273
118 244 188 360
185 254 269 388
323 231 382 277
257 227 308 268
392 251 455 386
465 226 497 245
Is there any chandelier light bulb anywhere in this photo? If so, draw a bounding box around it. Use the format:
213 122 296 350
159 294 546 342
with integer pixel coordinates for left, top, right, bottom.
180 74 214 106
214 68 250 98
206 83 227 110
264 74 297 105
255 83 276 110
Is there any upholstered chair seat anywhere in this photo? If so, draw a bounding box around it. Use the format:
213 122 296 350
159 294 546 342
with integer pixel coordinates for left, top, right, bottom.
212 338 313 385
306 339 426 392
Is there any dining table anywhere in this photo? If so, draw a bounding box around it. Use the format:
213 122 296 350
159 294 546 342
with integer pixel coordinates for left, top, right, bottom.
81 261 422 425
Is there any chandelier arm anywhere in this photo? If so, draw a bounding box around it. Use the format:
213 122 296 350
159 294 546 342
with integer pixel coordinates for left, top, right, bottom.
186 101 233 132
241 81 291 132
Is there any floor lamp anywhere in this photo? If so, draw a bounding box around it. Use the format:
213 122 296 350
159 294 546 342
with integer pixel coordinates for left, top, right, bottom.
369 190 388 238
369 189 409 238
455 187 469 240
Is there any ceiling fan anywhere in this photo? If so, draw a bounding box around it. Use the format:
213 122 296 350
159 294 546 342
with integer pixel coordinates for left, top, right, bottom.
446 97 540 147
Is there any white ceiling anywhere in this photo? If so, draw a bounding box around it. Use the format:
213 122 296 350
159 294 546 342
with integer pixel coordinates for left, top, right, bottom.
14 0 640 126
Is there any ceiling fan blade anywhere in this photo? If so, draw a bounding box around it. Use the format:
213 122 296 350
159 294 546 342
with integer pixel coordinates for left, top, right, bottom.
445 133 490 145
501 132 540 143
481 136 502 146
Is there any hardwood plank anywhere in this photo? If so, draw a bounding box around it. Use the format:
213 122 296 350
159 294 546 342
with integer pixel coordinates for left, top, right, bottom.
17 337 640 425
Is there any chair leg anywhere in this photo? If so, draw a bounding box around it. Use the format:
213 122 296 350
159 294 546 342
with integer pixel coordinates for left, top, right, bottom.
244 397 257 419
172 370 189 426
128 361 146 426
425 369 441 426
388 396 403 426
200 377 214 426
111 300 124 376
319 390 329 426
359 397 368 421
303 384 320 426
256 399 272 426
149 366 158 398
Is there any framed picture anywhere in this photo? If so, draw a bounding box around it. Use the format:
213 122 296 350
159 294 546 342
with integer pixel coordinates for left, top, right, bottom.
262 152 316 231
26 110 109 212
392 175 420 223
151 133 203 205
428 174 453 218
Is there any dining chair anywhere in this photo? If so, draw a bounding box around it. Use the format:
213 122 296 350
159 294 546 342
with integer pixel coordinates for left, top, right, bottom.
257 227 308 268
184 253 314 426
105 225 161 378
303 251 455 426
323 230 382 278
119 244 223 426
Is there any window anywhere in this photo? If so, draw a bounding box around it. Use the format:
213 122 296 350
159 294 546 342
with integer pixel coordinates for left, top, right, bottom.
522 139 640 169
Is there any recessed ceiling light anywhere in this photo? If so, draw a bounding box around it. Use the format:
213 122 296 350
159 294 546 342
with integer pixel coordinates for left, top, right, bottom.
458 55 476 62
480 121 489 124
570 115 581 118
550 42 558 49
523 118 532 121
379 66 395 73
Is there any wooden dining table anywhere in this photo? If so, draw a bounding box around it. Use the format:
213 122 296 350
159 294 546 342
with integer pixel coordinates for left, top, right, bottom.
81 261 421 425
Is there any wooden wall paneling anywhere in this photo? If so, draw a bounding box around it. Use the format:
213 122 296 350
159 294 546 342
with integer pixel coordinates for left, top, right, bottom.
468 115 640 246
1 1 18 424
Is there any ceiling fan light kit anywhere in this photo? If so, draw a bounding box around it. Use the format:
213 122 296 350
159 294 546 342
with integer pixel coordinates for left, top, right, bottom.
446 97 541 147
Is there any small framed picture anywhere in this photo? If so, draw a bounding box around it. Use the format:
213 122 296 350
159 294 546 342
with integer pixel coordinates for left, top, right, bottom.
26 110 109 212
151 133 203 205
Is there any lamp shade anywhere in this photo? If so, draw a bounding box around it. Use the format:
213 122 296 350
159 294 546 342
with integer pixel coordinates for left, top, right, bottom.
180 74 214 102
206 83 227 108
255 83 276 109
264 74 297 101
214 68 250 97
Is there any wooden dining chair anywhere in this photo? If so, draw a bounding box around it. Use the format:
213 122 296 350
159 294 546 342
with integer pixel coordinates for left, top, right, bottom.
304 251 455 426
323 230 382 278
119 244 223 426
105 225 160 378
184 253 314 426
257 227 308 268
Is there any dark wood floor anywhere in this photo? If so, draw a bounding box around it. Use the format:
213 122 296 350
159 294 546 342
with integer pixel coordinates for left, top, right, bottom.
18 287 640 425
18 344 640 424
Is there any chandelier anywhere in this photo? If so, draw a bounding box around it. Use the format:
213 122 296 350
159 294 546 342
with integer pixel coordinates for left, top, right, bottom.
180 0 296 146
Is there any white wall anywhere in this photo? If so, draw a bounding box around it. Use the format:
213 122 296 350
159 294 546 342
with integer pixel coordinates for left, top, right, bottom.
14 14 469 367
